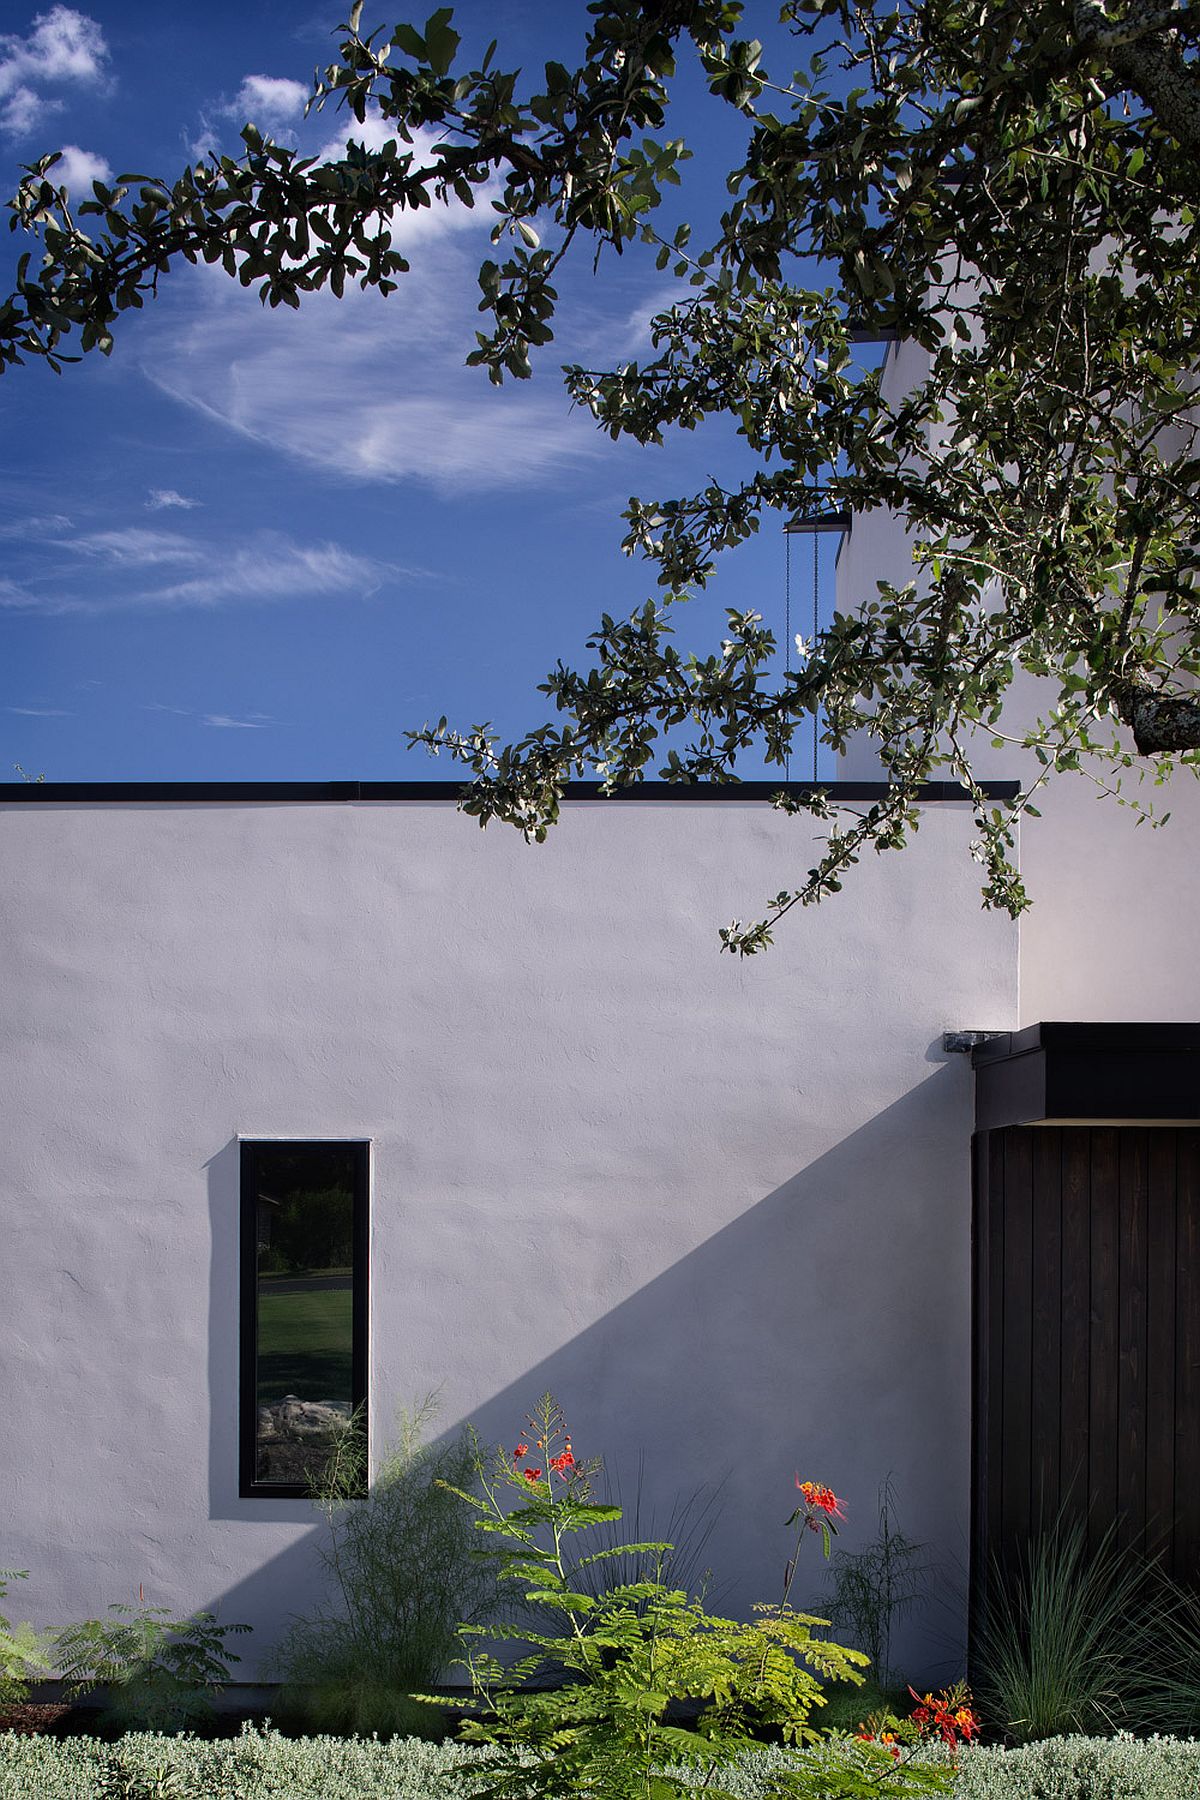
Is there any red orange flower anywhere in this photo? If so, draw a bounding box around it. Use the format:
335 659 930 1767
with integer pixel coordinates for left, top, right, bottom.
523 1466 543 1482
795 1478 847 1522
514 1443 529 1459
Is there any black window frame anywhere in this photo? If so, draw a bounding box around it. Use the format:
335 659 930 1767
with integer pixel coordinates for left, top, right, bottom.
238 1137 370 1499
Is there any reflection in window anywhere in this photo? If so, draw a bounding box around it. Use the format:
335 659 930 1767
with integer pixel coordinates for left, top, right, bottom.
240 1141 368 1494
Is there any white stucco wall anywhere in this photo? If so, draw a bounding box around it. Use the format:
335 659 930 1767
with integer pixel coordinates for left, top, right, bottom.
1016 764 1200 1023
831 332 1200 1024
2 796 1016 1682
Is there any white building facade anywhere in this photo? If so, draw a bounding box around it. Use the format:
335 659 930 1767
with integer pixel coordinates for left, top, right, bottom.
3 768 1197 1688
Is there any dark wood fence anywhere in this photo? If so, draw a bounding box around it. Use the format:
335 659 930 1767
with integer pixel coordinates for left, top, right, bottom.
971 1125 1200 1652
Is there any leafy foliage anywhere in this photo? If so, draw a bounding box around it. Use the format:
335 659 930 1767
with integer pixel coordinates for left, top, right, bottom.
0 1571 52 1713
439 1395 948 1800
53 1596 249 1731
825 1478 929 1687
272 1399 495 1737
6 0 1200 940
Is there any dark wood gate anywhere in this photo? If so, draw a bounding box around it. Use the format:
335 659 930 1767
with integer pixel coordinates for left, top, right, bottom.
971 1124 1200 1648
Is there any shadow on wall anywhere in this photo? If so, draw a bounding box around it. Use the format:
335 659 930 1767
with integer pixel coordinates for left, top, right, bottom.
202 1064 972 1684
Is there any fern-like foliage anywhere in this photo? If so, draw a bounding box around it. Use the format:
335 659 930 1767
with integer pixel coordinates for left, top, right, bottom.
54 1598 250 1730
432 1396 950 1800
0 1571 52 1712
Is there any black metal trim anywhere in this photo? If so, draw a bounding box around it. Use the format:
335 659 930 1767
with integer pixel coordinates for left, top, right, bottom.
238 1139 370 1501
971 1021 1200 1128
0 778 1022 804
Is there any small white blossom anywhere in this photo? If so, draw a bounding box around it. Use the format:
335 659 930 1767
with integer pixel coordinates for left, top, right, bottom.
794 633 813 663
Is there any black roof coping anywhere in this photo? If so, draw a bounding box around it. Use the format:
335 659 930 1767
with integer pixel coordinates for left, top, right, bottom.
0 778 1021 805
971 1020 1200 1063
972 1020 1200 1128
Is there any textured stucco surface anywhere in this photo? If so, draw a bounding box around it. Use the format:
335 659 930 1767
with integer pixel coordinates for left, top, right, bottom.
2 798 1015 1680
833 334 1200 1023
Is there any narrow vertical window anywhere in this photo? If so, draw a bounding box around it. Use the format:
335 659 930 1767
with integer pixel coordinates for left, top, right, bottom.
239 1140 368 1497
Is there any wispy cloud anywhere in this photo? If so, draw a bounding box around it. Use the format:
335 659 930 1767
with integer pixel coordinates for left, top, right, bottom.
146 488 199 512
143 701 192 715
148 235 603 495
7 704 70 716
2 521 393 613
152 539 385 608
203 711 274 729
0 512 72 538
0 5 109 138
67 526 200 567
235 73 308 132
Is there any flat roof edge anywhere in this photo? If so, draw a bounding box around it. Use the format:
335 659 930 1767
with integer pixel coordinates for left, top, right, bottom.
0 778 1022 805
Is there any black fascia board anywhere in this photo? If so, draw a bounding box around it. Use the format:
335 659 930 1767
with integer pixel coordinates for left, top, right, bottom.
0 778 1021 804
972 1020 1200 1128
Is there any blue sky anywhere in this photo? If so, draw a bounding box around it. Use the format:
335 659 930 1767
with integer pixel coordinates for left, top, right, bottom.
0 1 841 782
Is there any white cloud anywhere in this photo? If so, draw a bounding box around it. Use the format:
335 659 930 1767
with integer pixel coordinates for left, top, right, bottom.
0 6 108 136
146 488 199 511
235 73 308 132
203 712 274 729
68 526 198 566
4 521 392 613
0 511 72 538
314 107 399 164
312 118 500 248
49 142 111 193
148 238 603 495
153 539 384 608
7 704 70 716
0 85 39 134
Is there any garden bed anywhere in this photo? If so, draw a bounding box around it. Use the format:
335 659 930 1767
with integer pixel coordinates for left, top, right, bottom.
3 1727 1200 1800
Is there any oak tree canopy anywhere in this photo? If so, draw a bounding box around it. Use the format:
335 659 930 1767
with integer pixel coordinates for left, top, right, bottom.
5 0 1199 947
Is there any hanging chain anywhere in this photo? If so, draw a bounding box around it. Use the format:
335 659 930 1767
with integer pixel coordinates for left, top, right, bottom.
812 524 819 781
784 525 792 783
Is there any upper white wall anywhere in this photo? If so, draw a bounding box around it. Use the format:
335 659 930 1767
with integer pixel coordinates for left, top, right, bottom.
2 797 1014 1681
831 334 1200 1025
1017 764 1200 1023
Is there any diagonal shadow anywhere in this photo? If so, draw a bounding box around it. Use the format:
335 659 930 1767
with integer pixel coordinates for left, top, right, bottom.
202 1067 973 1685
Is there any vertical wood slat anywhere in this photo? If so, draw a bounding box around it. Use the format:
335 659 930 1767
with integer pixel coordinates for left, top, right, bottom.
975 1123 1198 1638
1145 1131 1177 1568
969 1131 992 1668
1088 1129 1121 1555
1176 1131 1200 1584
985 1131 1007 1587
1117 1132 1149 1556
1001 1128 1034 1556
1030 1129 1063 1528
1059 1130 1092 1524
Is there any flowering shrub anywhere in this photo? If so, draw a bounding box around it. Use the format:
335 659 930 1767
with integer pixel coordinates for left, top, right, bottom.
908 1684 980 1749
433 1394 950 1800
856 1684 980 1769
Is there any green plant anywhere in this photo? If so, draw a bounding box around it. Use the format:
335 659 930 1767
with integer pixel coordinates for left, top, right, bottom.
817 1683 907 1737
825 1479 928 1687
53 1595 249 1732
272 1398 494 1737
0 1571 52 1712
568 1455 727 1614
975 1517 1150 1741
442 1395 949 1800
1134 1580 1200 1737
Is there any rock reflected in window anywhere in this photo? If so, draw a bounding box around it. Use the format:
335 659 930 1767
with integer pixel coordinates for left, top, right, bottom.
250 1142 360 1488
